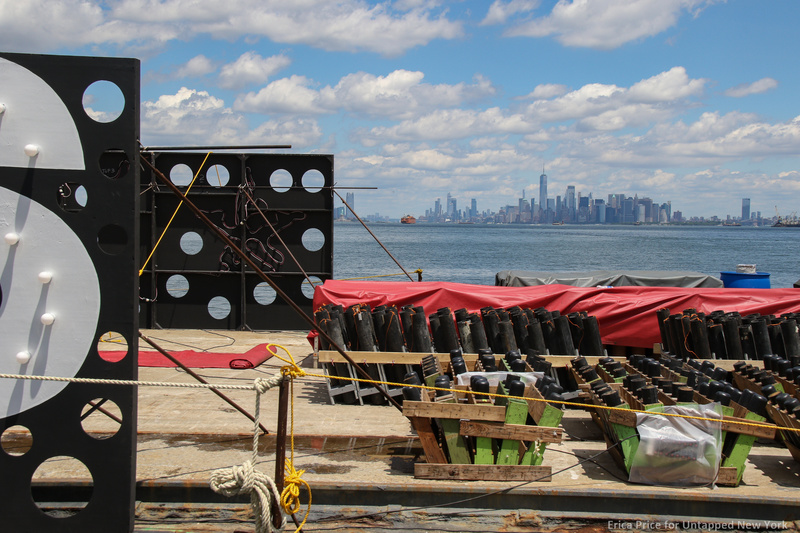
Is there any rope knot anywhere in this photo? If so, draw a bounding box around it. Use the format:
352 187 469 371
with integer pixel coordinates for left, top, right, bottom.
254 375 283 394
210 460 284 533
281 364 306 380
281 460 311 528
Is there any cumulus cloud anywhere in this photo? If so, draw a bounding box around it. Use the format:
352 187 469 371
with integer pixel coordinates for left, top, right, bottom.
559 112 800 168
725 77 779 98
141 86 321 147
174 55 216 79
481 0 539 26
521 84 569 100
504 0 716 50
218 52 291 90
0 0 463 56
361 67 706 143
234 70 496 119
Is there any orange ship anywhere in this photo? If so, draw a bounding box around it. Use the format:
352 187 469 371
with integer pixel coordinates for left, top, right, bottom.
400 215 416 224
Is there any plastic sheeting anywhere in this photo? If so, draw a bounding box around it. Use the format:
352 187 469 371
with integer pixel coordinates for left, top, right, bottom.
496 270 723 288
629 403 723 486
312 280 800 349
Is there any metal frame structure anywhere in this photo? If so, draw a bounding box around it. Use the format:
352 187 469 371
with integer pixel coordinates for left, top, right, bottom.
0 52 139 532
138 152 333 330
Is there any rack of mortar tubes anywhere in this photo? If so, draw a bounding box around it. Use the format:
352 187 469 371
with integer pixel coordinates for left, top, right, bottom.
401 349 564 481
571 353 776 486
732 356 800 463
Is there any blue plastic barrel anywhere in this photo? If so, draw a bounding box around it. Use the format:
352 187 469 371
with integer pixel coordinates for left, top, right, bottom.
720 271 771 289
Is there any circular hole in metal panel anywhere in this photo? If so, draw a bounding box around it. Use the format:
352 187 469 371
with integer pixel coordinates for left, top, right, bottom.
97 224 128 255
302 276 322 300
208 296 231 319
99 149 130 180
302 228 325 252
97 331 128 363
83 80 125 123
254 282 277 305
180 232 203 255
32 456 93 516
301 169 325 193
57 182 87 212
1 425 33 456
206 164 230 187
270 169 293 193
170 164 193 187
166 274 189 299
81 398 122 439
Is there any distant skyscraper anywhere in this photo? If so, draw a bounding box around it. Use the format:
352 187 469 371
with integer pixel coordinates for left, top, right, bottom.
539 169 547 217
345 192 355 220
471 198 477 218
742 198 751 220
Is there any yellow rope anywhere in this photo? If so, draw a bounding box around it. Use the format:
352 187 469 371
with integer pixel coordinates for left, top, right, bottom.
269 344 311 532
139 152 213 277
306 369 798 433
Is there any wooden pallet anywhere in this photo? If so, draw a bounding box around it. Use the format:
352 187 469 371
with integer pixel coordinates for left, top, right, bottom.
403 356 564 481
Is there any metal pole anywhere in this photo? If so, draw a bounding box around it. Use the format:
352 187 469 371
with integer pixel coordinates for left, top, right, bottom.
139 332 270 434
140 156 402 410
273 378 290 529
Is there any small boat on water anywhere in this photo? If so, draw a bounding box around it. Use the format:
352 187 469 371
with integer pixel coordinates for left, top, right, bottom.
401 215 416 224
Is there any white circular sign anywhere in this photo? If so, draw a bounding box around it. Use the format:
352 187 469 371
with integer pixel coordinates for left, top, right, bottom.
0 186 100 416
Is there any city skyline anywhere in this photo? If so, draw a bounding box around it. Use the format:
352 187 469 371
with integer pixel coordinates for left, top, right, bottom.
337 180 767 224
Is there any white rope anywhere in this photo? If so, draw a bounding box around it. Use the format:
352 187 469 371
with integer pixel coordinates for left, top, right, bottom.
0 371 289 532
210 375 286 533
0 372 261 390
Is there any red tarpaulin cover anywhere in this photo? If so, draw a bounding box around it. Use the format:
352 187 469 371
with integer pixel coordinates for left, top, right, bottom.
312 280 800 349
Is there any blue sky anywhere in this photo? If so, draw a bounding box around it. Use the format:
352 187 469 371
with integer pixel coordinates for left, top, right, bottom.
3 0 799 219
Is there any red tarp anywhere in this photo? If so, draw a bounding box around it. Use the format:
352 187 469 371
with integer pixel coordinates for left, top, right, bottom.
313 280 800 349
101 344 277 368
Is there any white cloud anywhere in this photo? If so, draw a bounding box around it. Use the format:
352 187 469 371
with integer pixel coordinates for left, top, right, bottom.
218 52 291 90
141 86 322 147
0 0 105 52
521 84 569 100
234 70 496 119
505 0 716 50
628 66 706 102
0 1 463 56
174 55 216 79
234 76 329 115
725 77 779 98
481 0 539 26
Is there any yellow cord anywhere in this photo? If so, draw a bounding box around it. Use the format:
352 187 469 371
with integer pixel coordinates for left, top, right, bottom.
139 151 213 277
306 368 797 434
269 344 311 532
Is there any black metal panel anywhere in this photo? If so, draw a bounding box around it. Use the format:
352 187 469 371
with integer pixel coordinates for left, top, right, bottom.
140 152 333 330
0 52 139 532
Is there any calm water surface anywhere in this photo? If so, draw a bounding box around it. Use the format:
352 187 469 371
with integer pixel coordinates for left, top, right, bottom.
332 223 800 288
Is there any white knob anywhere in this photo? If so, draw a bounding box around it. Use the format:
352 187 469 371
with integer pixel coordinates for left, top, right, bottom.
16 351 31 365
24 144 39 157
0 103 6 114
38 271 53 284
4 232 20 245
40 313 55 326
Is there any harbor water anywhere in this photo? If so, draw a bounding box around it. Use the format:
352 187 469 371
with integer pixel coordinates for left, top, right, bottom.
332 223 800 289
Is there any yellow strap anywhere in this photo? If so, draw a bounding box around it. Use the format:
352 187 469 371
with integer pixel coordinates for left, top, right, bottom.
139 152 213 277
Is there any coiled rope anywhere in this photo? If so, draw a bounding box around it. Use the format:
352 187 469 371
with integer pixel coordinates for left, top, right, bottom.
209 375 285 533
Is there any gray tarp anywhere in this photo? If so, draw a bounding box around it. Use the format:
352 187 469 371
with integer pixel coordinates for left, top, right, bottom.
495 270 723 288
